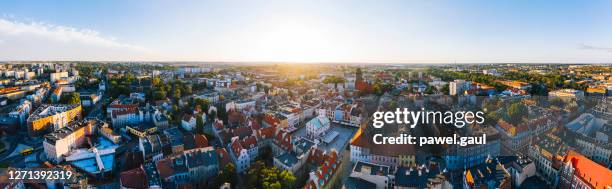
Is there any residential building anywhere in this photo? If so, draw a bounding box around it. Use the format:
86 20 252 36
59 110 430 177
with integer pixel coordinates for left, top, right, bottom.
228 136 251 173
463 156 512 189
27 104 82 136
43 120 96 162
306 116 331 139
549 89 585 99
449 79 469 96
305 150 341 189
9 100 32 126
50 71 68 83
559 150 612 189
348 161 392 189
444 127 501 170
51 87 62 103
181 114 196 131
350 128 416 168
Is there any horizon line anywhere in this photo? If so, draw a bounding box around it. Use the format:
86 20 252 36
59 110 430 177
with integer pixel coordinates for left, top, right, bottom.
2 60 611 65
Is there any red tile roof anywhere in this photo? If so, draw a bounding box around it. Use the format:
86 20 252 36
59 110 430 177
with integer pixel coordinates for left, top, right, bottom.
216 148 231 168
240 136 258 150
304 180 317 189
310 150 340 187
156 158 174 180
256 126 276 139
194 134 208 148
497 119 529 135
232 127 253 138
248 118 261 130
263 114 280 127
564 150 612 189
120 166 147 189
230 139 243 157
275 129 292 151
350 128 415 156
214 119 224 130
228 110 246 126
110 104 138 109
53 87 62 95
112 108 139 118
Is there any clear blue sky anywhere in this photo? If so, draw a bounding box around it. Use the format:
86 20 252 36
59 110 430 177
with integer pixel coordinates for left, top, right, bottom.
1 0 611 63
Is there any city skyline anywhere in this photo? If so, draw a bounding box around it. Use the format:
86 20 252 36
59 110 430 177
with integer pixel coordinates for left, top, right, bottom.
1 0 612 63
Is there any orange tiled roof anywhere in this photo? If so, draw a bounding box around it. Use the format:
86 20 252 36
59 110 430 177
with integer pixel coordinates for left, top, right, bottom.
564 150 612 189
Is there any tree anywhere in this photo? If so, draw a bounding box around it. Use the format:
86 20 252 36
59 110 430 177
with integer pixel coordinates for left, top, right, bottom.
215 163 236 186
196 115 205 134
245 161 296 189
152 77 162 87
425 86 436 94
441 84 450 94
372 84 382 95
507 102 528 125
153 90 166 100
172 105 179 113
173 89 182 100
209 108 217 121
323 76 346 91
60 92 81 105
184 86 193 95
280 170 296 188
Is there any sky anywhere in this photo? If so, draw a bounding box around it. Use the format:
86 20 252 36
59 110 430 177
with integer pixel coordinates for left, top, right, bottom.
0 0 611 63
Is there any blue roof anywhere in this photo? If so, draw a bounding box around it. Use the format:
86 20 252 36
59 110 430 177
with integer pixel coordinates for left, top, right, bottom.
344 177 377 189
275 153 299 167
295 138 315 153
96 136 118 149
71 153 115 174
307 116 330 130
395 166 441 188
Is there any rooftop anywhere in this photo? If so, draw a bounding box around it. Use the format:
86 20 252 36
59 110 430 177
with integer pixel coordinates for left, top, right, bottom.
28 104 80 121
353 161 390 176
275 152 299 167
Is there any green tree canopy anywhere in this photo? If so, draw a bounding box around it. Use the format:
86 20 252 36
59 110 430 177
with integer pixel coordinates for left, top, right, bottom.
245 161 296 189
60 92 81 105
323 76 346 90
196 115 205 134
506 102 528 125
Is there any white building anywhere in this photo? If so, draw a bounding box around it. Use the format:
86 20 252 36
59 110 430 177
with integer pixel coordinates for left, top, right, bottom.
111 108 143 127
229 137 250 173
226 100 256 112
61 84 76 92
9 100 32 126
449 79 469 95
14 71 25 79
306 116 330 139
50 72 69 83
349 161 392 189
80 93 100 107
43 120 95 162
548 89 584 99
193 91 219 104
25 72 36 80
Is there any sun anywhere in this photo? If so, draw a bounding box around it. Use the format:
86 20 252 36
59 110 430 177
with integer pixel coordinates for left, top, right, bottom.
253 22 339 63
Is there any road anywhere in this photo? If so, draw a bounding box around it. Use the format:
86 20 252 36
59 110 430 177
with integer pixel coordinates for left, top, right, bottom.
86 93 108 120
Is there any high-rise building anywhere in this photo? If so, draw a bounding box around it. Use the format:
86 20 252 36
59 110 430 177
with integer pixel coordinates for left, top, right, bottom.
449 79 468 95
